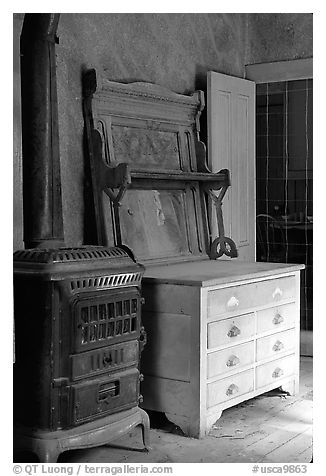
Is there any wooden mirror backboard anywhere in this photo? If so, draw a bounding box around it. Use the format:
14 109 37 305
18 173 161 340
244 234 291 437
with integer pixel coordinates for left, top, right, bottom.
83 69 232 265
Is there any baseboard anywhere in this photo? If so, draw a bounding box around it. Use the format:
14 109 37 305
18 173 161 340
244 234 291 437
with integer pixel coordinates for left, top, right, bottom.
300 330 313 357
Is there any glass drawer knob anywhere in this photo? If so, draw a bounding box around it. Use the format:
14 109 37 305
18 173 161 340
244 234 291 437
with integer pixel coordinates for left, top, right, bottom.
228 325 241 338
227 296 239 309
273 313 284 325
272 287 283 299
273 340 284 352
226 383 239 396
226 355 240 367
272 367 284 378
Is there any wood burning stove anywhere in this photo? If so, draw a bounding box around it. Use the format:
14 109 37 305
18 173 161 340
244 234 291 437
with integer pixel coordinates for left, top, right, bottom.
13 245 150 462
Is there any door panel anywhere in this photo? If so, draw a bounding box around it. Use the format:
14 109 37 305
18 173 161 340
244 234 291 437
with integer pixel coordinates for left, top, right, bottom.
207 72 256 261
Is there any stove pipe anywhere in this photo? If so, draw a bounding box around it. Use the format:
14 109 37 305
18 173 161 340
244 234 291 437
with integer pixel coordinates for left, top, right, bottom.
20 13 64 248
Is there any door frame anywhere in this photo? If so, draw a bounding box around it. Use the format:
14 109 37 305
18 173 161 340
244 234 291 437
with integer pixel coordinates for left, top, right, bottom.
245 58 312 83
245 58 313 357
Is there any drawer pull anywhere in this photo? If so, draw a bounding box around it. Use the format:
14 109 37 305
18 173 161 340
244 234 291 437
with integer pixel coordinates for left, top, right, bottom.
272 287 283 300
226 383 239 396
226 355 240 367
272 367 284 379
227 325 241 338
273 313 284 325
273 340 284 352
227 296 239 309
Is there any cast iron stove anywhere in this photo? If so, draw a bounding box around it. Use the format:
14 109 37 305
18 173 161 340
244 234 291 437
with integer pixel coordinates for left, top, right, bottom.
13 245 150 462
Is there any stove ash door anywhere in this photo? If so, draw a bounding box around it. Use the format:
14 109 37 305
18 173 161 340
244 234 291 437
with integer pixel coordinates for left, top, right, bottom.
71 367 140 425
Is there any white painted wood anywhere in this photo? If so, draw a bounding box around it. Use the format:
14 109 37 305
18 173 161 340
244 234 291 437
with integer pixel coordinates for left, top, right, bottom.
198 287 209 438
140 311 191 381
207 341 255 379
207 274 296 318
140 260 302 438
141 375 192 417
207 71 256 261
207 313 255 348
206 374 299 417
207 369 254 408
256 303 296 334
256 328 296 361
245 58 313 83
293 273 301 394
144 259 304 287
256 354 296 389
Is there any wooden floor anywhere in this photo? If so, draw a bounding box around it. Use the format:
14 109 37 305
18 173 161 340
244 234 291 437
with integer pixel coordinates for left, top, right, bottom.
60 357 313 463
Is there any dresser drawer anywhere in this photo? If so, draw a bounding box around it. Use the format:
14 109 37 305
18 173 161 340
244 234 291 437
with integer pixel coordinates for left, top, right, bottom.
207 341 254 379
256 354 296 389
207 369 254 408
257 303 296 334
207 313 255 349
207 276 296 319
256 328 296 361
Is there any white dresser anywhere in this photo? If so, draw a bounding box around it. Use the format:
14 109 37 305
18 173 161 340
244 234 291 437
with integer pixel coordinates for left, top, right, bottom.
140 259 304 438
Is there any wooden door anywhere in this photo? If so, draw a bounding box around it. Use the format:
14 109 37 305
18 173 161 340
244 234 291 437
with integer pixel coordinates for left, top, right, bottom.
207 71 256 261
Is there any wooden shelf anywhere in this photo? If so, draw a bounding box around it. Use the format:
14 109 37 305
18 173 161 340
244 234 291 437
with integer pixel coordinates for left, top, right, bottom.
130 169 229 184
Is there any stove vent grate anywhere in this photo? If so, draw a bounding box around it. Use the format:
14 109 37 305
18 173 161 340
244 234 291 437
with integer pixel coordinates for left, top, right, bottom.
70 272 142 292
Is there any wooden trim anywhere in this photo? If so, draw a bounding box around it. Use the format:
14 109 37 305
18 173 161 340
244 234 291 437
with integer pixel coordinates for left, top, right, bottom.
245 58 313 83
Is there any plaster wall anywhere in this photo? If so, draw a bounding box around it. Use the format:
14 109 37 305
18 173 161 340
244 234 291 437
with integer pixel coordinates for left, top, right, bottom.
14 13 313 249
246 13 313 65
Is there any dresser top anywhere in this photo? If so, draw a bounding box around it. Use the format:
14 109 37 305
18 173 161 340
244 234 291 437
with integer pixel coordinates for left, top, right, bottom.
143 259 304 287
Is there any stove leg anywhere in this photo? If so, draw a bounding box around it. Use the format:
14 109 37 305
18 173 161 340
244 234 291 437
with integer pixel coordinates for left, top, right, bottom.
14 433 61 463
34 442 60 463
140 409 151 451
14 408 151 460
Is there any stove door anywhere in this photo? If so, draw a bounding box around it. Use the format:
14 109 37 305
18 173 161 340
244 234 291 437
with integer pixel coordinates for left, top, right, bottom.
72 289 141 353
71 368 139 425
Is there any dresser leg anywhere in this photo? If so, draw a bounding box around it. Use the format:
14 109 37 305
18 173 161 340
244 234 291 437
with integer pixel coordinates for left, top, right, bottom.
206 410 223 435
280 379 298 396
165 412 191 436
213 410 223 422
